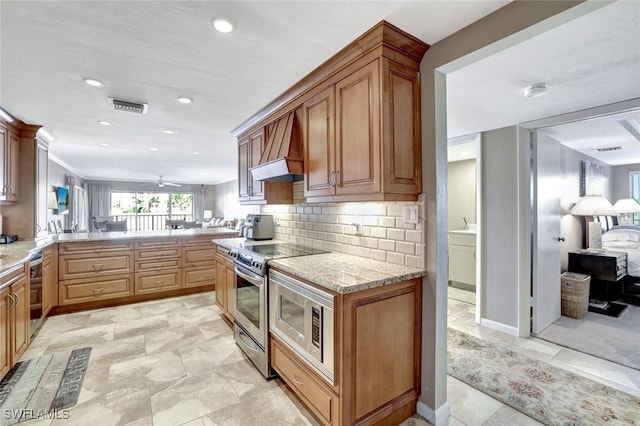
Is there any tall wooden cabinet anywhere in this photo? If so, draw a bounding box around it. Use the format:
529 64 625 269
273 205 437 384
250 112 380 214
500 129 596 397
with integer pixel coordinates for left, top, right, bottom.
232 21 427 204
0 109 47 239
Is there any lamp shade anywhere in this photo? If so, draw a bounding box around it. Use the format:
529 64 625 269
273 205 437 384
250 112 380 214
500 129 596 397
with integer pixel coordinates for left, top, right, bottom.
569 195 617 216
613 198 640 214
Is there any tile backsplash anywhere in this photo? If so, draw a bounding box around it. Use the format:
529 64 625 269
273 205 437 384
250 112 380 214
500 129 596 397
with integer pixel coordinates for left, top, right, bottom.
260 182 425 268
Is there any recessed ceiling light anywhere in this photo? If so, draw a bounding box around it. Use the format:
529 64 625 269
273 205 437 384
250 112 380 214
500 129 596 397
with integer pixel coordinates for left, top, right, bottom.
163 129 176 134
83 78 104 87
177 97 193 104
100 143 110 147
524 82 548 98
192 151 201 155
211 18 235 33
98 120 112 126
149 147 159 151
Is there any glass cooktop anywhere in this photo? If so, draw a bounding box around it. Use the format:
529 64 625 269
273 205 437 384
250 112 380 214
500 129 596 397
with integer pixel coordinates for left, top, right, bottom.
240 243 328 259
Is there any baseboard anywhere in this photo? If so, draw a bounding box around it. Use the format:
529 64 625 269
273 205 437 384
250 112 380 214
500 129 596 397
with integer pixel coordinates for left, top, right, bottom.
416 400 451 426
479 317 518 336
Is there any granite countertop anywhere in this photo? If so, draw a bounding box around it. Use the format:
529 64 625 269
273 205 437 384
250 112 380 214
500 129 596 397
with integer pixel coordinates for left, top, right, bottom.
56 227 238 242
212 238 286 250
269 252 426 294
0 237 55 276
0 228 239 277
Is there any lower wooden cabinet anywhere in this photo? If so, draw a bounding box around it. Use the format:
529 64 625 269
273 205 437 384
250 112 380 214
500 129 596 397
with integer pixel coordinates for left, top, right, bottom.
183 266 215 288
272 337 340 425
0 286 12 378
215 246 235 322
1 263 30 378
41 245 57 317
269 272 421 426
135 269 181 294
59 274 134 305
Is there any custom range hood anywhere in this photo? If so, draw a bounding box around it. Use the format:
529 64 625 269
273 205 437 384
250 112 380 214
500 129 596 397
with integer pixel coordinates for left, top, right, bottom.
249 112 304 182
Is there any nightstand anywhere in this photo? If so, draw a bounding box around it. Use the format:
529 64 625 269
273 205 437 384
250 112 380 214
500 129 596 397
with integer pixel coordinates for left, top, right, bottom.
568 251 627 314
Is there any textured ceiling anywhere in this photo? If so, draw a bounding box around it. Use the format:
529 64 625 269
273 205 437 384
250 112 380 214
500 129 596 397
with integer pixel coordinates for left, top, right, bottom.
0 0 508 185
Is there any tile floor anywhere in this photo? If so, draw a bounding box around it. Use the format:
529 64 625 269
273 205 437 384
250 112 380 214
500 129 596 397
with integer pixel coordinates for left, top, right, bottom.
16 290 639 426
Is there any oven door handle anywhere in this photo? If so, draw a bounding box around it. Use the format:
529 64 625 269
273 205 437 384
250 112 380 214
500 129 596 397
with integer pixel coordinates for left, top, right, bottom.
237 328 261 353
235 265 264 286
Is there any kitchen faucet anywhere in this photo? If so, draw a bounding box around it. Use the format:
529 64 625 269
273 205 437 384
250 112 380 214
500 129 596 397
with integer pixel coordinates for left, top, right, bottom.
463 217 469 229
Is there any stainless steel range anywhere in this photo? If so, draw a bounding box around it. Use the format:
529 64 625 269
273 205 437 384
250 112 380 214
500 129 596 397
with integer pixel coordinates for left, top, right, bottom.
229 242 327 378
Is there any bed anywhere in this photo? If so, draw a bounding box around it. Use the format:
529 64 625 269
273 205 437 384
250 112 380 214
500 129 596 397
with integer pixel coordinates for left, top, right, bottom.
600 219 640 303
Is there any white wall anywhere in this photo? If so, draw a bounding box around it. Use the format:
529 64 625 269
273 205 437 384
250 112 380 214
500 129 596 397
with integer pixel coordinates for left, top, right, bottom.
448 159 476 231
211 179 259 220
612 163 640 202
48 159 84 229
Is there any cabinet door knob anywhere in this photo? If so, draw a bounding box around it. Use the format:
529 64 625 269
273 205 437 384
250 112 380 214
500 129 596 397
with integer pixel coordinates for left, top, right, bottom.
557 237 565 242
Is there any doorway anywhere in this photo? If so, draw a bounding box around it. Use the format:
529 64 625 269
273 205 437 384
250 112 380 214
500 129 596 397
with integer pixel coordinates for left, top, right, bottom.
447 133 482 330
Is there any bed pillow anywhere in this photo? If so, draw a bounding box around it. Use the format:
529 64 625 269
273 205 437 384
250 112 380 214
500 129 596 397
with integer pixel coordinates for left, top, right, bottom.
602 226 640 242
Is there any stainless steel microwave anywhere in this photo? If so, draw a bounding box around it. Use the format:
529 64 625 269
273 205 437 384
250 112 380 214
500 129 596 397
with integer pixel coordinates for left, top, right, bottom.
268 269 335 385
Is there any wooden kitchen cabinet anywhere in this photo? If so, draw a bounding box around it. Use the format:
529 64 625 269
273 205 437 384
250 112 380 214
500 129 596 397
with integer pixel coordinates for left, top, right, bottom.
214 246 235 322
41 245 57 317
182 237 216 289
270 272 422 426
59 241 134 305
1 263 30 376
238 128 292 205
304 59 421 202
134 238 181 295
0 286 11 378
232 22 426 205
0 124 20 203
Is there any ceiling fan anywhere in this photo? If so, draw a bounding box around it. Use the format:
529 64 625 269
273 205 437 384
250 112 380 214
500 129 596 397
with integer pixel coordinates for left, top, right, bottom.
151 175 181 188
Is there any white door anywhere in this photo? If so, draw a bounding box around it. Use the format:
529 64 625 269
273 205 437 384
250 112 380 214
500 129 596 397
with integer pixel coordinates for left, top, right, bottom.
532 131 562 334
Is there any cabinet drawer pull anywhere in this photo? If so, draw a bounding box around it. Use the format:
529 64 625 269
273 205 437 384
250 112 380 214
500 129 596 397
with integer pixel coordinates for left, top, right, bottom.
335 170 341 187
155 280 164 286
8 294 16 309
93 247 104 254
292 374 304 386
206 275 214 279
92 287 104 296
93 264 104 273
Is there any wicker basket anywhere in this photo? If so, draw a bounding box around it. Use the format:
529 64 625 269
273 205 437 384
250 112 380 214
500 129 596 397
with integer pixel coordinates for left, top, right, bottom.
561 272 590 319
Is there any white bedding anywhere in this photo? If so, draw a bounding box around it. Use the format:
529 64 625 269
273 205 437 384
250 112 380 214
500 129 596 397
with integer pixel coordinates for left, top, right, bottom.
602 227 640 276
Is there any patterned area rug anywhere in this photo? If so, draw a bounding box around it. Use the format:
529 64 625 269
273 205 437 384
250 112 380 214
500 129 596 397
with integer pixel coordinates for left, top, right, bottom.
448 329 640 425
0 347 91 425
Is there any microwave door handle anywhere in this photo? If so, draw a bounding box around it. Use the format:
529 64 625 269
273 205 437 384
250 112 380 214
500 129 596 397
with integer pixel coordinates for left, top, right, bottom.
235 266 263 286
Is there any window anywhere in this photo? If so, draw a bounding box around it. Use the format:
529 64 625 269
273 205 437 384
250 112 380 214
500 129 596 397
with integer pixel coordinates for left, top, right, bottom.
111 191 194 230
629 172 640 224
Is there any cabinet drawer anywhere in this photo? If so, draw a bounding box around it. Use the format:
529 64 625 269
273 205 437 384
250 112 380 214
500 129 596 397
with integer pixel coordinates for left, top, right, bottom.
135 246 181 261
59 275 133 305
182 266 216 288
271 338 338 425
134 238 181 250
59 252 134 280
183 237 217 247
448 233 476 246
135 269 182 294
183 246 216 266
59 241 133 254
135 258 182 272
216 246 232 258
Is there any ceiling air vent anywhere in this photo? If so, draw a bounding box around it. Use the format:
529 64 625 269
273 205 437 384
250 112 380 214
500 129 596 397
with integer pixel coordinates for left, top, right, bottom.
108 97 148 114
595 146 623 152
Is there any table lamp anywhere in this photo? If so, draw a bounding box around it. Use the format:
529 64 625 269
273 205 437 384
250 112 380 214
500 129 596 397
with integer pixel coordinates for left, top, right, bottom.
569 195 617 249
613 198 640 225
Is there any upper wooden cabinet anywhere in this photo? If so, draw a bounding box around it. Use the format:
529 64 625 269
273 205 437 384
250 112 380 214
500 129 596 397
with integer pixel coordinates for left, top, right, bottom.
0 124 20 203
232 21 428 204
237 128 293 205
